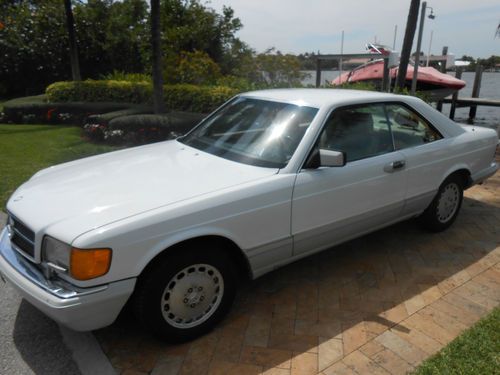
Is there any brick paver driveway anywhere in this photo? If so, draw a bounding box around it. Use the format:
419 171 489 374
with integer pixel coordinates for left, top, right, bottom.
96 161 500 375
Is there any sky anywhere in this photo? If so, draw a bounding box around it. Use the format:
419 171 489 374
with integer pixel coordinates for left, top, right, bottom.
207 0 500 58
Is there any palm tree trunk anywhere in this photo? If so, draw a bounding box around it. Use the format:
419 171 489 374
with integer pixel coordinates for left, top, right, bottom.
151 0 165 113
395 0 420 91
63 0 81 81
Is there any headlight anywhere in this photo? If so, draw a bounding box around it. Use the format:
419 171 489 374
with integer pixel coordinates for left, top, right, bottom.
42 236 112 280
42 236 71 271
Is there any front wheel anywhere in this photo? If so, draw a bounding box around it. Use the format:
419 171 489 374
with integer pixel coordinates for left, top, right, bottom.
419 175 464 232
133 248 236 342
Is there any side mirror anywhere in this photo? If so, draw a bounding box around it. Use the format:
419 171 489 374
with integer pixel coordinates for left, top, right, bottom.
319 149 346 167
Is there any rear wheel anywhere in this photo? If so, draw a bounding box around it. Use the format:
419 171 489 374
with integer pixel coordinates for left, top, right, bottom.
419 175 464 232
133 247 236 342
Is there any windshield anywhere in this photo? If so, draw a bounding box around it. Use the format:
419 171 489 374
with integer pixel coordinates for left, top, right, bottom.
180 97 318 168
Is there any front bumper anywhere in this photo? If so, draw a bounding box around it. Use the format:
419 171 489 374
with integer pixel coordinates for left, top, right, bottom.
0 227 136 331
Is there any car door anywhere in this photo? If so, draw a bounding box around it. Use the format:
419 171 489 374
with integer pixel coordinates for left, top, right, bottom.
384 103 448 215
291 103 408 256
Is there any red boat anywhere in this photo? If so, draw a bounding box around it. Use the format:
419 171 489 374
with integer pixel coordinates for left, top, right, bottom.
332 44 466 100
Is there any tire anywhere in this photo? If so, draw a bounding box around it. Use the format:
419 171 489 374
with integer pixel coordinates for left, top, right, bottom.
133 246 237 342
419 174 464 232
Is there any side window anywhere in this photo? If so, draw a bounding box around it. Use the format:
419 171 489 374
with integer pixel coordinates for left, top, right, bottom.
386 104 443 150
319 104 394 162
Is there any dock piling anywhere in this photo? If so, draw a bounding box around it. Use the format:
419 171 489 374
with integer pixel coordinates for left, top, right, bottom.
449 67 462 120
468 65 483 122
315 59 322 88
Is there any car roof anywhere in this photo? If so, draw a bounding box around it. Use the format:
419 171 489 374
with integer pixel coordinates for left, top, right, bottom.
241 88 402 108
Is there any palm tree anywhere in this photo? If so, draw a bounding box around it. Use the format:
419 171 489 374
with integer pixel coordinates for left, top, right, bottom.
151 0 165 113
63 0 81 81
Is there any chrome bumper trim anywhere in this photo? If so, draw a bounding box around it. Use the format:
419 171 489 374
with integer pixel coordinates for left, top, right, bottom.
0 228 107 299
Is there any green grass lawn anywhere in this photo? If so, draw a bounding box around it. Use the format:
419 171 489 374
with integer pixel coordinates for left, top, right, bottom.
0 124 118 208
414 307 500 375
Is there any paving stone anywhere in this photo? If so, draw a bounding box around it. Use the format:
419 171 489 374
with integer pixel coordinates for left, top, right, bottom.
403 294 427 315
418 306 468 335
364 316 391 339
372 348 414 375
151 355 184 375
268 333 318 353
322 361 357 375
318 337 343 371
342 350 391 375
417 284 443 305
240 346 292 369
359 340 386 358
213 330 244 362
442 292 489 318
261 368 291 375
207 360 262 375
453 282 498 310
375 330 428 366
244 315 272 347
291 352 318 375
429 299 481 326
403 313 456 346
341 321 369 355
379 302 409 325
390 323 442 356
295 320 342 338
473 273 498 294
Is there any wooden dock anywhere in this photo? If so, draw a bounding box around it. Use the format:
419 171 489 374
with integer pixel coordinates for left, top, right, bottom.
441 97 500 107
439 65 500 122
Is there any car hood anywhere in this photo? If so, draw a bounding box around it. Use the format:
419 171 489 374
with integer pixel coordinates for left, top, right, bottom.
7 140 278 243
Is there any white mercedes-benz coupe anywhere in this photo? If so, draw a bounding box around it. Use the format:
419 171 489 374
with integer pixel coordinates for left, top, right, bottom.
1 89 498 342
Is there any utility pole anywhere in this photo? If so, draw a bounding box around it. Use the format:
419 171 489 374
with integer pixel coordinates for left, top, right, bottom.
393 25 398 50
411 1 427 94
395 0 420 91
339 30 344 77
426 30 433 66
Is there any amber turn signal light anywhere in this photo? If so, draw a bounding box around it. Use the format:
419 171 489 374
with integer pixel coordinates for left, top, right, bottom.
70 248 112 280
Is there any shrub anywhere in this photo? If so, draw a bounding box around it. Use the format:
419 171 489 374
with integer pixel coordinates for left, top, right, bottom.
46 81 239 114
101 71 152 83
84 112 206 145
46 80 152 103
3 95 133 124
85 106 153 126
164 50 221 86
163 84 238 113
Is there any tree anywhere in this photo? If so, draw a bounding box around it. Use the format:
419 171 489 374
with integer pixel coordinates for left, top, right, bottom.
151 0 164 113
164 50 221 85
0 0 70 95
396 0 420 91
0 0 247 97
63 0 81 80
159 1 244 75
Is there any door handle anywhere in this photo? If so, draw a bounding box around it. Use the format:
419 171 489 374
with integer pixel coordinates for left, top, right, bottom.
384 160 406 173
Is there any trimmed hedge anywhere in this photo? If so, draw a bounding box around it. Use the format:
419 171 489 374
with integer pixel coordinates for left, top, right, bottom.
46 80 152 104
108 111 205 132
85 106 153 125
163 84 238 113
2 95 134 124
46 81 239 114
84 112 206 145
